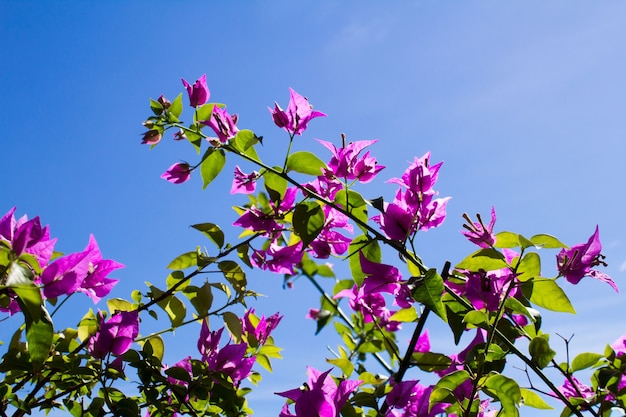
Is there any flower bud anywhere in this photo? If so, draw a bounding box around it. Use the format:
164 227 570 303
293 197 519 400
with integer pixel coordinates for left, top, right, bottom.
141 129 162 145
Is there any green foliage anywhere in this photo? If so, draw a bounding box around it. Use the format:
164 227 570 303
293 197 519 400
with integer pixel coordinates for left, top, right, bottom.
200 148 226 189
286 151 326 175
411 269 447 321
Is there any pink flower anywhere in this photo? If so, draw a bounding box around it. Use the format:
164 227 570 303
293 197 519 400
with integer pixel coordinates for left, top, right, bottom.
276 367 362 417
269 88 326 136
462 207 497 248
251 242 303 275
40 234 122 302
231 166 259 194
317 139 385 183
161 162 192 184
181 74 210 107
557 226 617 292
90 310 139 359
241 309 283 347
201 106 238 143
141 129 162 145
0 207 57 268
384 381 445 417
557 376 595 401
197 320 255 385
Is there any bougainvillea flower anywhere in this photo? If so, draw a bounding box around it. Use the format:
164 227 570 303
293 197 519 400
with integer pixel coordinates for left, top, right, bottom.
387 152 442 198
197 320 255 385
304 174 343 200
78 235 123 303
40 248 91 299
201 106 239 143
359 252 403 296
334 285 400 332
462 268 519 312
161 162 192 184
413 329 430 353
276 367 362 417
182 74 209 107
269 88 326 135
308 207 353 258
0 207 57 269
611 333 626 356
251 242 303 275
90 310 139 359
384 380 445 417
462 207 497 248
141 129 162 145
557 226 618 292
317 139 385 183
40 235 122 302
233 207 281 234
231 166 259 194
557 376 595 401
242 309 283 346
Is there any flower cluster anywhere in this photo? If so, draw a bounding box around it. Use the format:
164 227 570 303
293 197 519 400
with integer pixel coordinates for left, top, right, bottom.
374 152 450 241
0 208 123 314
276 367 361 417
557 226 618 292
269 88 326 136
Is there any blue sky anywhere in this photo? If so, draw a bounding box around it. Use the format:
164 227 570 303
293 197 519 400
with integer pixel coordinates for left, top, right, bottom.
2 1 626 415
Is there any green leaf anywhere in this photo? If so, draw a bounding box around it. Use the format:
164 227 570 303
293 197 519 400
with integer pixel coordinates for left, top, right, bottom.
463 310 489 326
389 307 418 322
520 388 553 409
518 234 534 249
12 283 42 323
166 270 188 291
527 279 576 314
484 374 521 417
530 234 567 249
455 248 508 271
293 201 325 248
571 352 603 372
6 262 34 287
142 336 165 362
517 252 541 282
411 352 452 372
529 335 556 369
286 151 326 176
495 231 520 248
183 283 213 316
168 93 183 119
223 311 243 342
232 129 258 151
191 223 224 249
348 235 381 285
218 260 247 295
195 103 215 122
327 357 354 377
411 269 447 321
148 285 187 327
263 169 288 202
334 190 368 233
149 98 163 115
167 251 197 270
25 306 53 368
78 309 97 342
165 365 191 382
107 298 134 313
200 148 226 189
431 370 471 403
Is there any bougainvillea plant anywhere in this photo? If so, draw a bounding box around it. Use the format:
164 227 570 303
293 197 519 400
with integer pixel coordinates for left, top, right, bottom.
0 74 623 417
